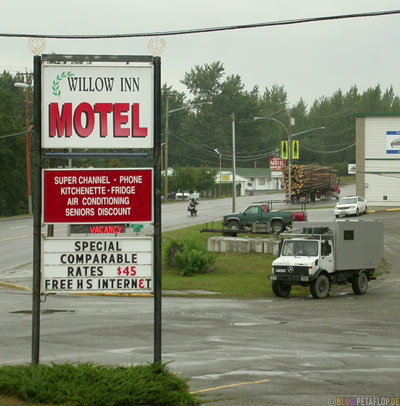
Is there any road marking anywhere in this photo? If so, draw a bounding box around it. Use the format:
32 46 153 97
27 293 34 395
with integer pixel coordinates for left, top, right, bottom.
10 225 28 229
0 359 27 365
0 233 32 243
0 228 67 243
190 379 270 394
163 206 216 216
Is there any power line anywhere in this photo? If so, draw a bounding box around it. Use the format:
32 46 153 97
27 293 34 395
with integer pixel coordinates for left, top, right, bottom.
302 143 355 153
0 10 398 39
0 130 31 139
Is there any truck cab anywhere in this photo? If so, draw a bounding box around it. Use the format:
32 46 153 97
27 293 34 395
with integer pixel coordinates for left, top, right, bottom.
273 238 334 280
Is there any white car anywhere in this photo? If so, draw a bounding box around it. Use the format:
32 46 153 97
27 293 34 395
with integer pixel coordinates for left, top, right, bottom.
175 191 200 201
175 191 190 200
334 196 368 218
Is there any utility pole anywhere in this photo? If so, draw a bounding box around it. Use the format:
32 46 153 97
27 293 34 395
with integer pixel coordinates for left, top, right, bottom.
231 113 236 213
15 76 33 215
218 152 222 197
214 148 222 197
288 110 292 207
164 97 169 201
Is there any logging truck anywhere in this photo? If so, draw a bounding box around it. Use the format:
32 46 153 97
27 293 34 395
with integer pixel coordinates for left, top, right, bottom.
282 165 339 202
269 221 384 299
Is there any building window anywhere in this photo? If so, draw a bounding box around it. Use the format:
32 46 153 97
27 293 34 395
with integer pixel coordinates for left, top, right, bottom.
258 178 265 186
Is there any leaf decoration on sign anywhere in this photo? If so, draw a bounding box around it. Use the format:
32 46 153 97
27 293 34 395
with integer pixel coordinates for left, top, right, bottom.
52 71 74 97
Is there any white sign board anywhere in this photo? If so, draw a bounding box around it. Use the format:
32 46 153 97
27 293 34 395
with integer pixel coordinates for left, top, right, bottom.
386 130 400 154
41 63 154 149
42 237 153 294
348 164 356 174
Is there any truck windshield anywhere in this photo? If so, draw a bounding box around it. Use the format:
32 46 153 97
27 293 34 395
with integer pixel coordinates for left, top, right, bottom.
281 240 318 256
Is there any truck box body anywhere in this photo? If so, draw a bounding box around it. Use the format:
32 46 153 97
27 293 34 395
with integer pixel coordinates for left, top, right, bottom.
293 220 384 270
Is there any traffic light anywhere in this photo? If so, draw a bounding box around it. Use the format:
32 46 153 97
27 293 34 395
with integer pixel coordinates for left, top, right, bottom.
281 141 288 159
292 140 299 159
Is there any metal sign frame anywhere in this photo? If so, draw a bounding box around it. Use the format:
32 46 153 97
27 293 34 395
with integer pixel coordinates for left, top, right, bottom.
32 54 162 364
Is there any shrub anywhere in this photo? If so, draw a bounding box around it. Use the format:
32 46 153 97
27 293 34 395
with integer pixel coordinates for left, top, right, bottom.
0 362 199 406
164 238 214 276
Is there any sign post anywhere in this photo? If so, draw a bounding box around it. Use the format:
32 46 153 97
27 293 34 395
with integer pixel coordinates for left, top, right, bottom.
32 55 42 366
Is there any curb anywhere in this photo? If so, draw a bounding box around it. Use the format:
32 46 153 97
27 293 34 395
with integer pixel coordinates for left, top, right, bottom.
367 208 400 213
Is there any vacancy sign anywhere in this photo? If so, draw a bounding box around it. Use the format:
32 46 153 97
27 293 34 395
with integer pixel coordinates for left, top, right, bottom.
43 168 152 224
42 237 153 294
41 63 154 149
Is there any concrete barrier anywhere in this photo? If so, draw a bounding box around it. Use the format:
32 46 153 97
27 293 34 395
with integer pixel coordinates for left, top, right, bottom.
208 236 280 254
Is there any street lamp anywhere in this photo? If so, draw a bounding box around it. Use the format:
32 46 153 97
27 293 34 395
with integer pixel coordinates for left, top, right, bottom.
254 115 324 204
164 99 212 201
15 81 33 214
214 148 222 197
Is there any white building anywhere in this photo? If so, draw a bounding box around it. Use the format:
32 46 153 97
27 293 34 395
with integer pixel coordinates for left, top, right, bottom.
356 114 400 206
215 168 282 196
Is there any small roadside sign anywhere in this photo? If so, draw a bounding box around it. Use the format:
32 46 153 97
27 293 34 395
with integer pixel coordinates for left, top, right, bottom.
70 224 126 234
131 224 144 233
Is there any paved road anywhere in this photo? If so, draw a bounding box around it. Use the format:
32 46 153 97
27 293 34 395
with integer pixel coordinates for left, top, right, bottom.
4 184 400 405
0 184 354 273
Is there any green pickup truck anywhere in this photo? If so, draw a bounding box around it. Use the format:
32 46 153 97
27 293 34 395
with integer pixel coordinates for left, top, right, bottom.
221 203 307 233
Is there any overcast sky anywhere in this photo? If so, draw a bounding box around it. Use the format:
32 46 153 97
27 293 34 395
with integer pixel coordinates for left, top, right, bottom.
1 0 399 108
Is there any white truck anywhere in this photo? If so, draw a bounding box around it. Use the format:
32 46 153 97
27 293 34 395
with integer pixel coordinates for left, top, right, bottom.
269 221 384 299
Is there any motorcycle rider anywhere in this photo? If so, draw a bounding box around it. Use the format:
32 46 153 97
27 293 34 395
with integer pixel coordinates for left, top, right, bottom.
188 197 198 215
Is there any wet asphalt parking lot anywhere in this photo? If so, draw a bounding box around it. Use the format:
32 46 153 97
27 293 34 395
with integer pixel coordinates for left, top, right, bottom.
1 209 400 405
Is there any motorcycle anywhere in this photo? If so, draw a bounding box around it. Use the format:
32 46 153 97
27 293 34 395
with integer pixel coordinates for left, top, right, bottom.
187 202 198 216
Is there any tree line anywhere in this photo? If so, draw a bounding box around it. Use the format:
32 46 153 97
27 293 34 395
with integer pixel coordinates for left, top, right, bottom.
1 62 399 216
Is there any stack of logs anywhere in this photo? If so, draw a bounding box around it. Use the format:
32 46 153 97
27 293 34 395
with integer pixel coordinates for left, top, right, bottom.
282 165 337 197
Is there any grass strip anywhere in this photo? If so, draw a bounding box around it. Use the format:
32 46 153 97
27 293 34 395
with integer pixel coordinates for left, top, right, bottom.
161 223 308 298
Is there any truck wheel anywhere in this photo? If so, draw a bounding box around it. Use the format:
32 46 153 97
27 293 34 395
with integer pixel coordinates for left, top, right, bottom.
352 272 368 295
310 274 330 299
272 281 291 297
228 220 240 230
271 220 284 233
